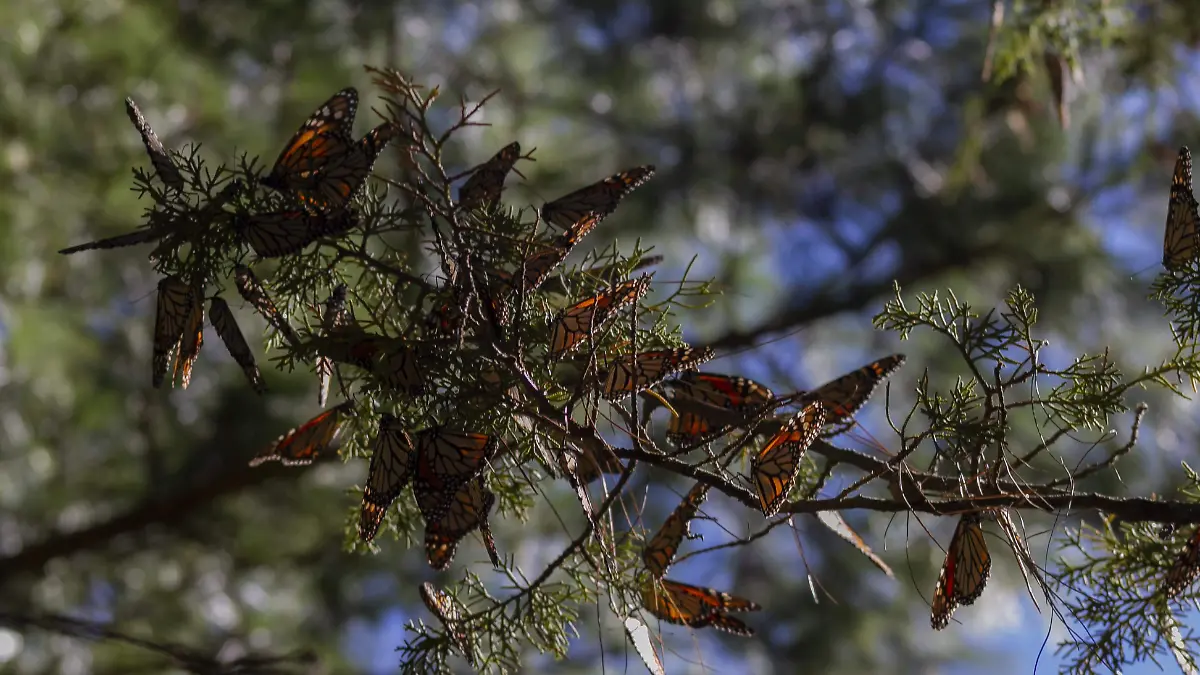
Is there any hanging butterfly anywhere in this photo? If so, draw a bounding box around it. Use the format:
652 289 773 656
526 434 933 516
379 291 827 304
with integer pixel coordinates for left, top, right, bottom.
60 226 169 256
418 583 475 664
207 297 266 393
665 373 775 446
311 328 426 396
541 166 656 245
1162 525 1200 599
417 476 501 570
601 347 715 400
489 239 573 319
1164 146 1200 272
640 578 759 636
643 482 711 579
125 97 184 191
232 264 301 347
563 442 623 484
152 276 194 388
237 209 359 259
931 512 992 630
358 414 414 542
316 284 348 407
549 274 653 357
458 141 521 209
297 121 400 211
172 289 205 389
750 401 827 517
248 401 354 467
260 88 358 195
411 427 498 523
61 180 241 256
556 449 597 530
798 354 906 425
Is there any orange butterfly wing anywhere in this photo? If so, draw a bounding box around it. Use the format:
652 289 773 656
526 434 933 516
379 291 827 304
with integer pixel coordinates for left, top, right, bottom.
358 414 415 542
549 275 653 356
930 513 992 630
420 477 500 570
248 401 353 467
803 354 906 423
541 166 655 244
750 402 827 516
262 88 358 192
643 482 710 579
152 276 194 388
1165 146 1200 271
601 347 715 399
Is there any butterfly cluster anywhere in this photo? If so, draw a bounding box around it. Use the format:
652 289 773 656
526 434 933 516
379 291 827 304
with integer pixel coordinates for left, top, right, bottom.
72 81 926 660
632 355 907 635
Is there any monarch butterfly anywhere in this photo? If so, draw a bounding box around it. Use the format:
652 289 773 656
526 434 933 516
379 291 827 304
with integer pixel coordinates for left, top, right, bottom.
310 329 426 396
297 122 399 211
601 347 716 400
549 275 653 357
541 166 656 245
316 284 348 407
417 476 501 570
666 373 775 446
1162 526 1200 598
261 88 358 195
640 578 759 636
125 97 184 192
750 402 827 517
458 141 521 208
172 290 205 389
491 240 573 307
418 582 474 664
152 276 194 388
208 297 266 393
248 401 354 467
1164 146 1200 271
358 414 414 542
60 227 165 256
930 512 992 630
568 442 624 484
238 209 359 259
412 428 498 523
643 482 710 579
556 450 597 529
232 265 301 347
799 354 906 424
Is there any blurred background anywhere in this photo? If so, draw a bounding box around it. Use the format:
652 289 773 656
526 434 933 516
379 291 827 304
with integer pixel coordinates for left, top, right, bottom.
1 0 1199 673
